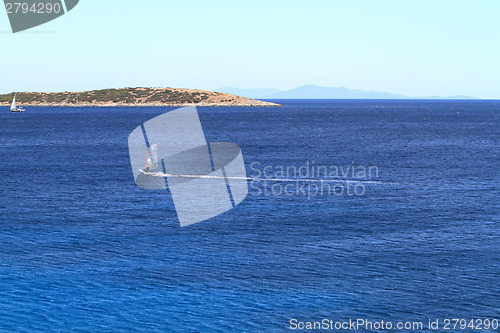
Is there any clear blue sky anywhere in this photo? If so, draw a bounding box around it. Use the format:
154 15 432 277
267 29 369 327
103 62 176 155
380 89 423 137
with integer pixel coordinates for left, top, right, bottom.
1 0 499 98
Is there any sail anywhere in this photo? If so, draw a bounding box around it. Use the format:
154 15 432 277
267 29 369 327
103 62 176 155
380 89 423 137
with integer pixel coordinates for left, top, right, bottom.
10 94 16 111
144 144 159 171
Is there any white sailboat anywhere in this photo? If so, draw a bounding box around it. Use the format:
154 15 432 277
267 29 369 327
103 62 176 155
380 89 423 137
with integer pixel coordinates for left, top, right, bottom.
10 93 25 112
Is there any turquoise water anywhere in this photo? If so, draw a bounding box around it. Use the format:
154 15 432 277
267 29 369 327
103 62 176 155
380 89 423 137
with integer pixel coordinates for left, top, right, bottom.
0 100 499 332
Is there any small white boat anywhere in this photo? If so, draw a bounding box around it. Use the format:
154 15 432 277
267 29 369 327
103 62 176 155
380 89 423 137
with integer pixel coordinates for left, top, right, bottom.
10 93 25 112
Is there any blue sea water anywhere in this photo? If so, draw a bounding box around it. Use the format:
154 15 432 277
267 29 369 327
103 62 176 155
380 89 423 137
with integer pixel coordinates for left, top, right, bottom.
0 100 498 332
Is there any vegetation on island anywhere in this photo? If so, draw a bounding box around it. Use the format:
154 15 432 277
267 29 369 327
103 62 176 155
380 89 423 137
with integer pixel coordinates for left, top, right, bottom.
0 87 280 107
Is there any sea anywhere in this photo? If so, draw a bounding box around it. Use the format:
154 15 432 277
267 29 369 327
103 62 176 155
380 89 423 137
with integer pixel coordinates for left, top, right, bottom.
0 100 498 332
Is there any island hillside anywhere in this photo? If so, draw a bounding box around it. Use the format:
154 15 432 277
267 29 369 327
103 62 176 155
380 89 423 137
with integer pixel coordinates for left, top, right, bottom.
0 87 281 107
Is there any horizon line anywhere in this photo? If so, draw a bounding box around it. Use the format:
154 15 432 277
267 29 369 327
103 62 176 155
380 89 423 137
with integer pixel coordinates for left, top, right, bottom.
1 85 495 100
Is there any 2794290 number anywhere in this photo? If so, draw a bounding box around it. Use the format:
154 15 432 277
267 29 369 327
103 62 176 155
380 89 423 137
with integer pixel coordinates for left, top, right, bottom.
443 318 499 330
5 2 61 14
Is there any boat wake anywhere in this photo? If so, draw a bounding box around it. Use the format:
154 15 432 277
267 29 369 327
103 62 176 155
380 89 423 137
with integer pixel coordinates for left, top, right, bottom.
139 170 403 185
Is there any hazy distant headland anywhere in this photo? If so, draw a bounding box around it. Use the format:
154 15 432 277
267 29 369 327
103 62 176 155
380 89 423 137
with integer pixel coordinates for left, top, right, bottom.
0 87 281 107
217 85 478 100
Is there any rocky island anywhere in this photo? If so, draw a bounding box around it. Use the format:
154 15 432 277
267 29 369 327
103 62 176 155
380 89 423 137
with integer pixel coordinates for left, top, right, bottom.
0 87 281 107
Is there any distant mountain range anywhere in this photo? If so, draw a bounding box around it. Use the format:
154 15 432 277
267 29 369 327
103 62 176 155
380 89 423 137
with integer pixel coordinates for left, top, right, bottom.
216 85 477 100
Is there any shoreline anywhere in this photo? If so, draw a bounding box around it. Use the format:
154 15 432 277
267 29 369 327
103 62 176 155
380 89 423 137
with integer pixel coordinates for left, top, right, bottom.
1 102 281 107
